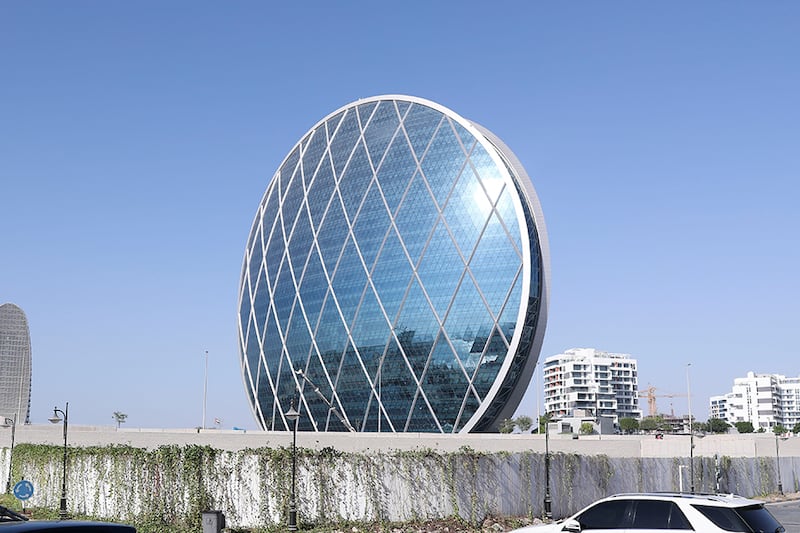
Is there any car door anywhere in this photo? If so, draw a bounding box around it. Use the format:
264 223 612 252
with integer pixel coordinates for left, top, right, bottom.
571 499 633 531
627 500 693 532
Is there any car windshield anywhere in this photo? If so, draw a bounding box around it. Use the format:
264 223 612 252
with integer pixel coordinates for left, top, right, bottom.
692 504 784 533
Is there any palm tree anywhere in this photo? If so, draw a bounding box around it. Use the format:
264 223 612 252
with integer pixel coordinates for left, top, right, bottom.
112 411 128 429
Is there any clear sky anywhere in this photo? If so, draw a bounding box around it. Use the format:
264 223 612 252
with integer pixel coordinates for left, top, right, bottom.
2 2 798 429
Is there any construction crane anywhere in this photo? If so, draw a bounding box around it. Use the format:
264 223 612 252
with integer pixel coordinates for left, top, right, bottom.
638 386 687 417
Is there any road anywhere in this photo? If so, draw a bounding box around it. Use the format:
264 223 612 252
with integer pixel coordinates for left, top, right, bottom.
767 500 800 531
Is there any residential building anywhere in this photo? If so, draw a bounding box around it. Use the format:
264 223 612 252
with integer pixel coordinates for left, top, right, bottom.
543 348 641 425
238 95 550 433
712 372 800 430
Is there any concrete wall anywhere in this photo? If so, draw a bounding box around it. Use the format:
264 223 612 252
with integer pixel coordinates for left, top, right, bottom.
1 425 799 528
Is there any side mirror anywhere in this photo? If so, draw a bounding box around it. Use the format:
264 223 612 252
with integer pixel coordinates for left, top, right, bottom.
562 519 581 532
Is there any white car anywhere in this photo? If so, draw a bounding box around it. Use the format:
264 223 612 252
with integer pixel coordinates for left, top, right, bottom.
512 492 785 532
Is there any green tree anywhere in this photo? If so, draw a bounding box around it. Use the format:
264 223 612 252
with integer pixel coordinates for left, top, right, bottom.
538 412 553 434
515 415 534 433
640 416 661 432
498 418 516 434
619 417 639 434
793 422 800 435
112 411 128 429
773 424 787 435
707 418 729 433
579 422 595 435
734 421 754 434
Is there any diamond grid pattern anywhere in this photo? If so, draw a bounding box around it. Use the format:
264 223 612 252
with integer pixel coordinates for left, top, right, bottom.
239 97 543 433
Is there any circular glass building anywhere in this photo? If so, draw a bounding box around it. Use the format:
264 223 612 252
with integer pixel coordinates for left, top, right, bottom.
238 95 549 433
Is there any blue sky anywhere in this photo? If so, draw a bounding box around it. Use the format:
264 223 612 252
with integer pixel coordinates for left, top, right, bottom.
1 2 797 429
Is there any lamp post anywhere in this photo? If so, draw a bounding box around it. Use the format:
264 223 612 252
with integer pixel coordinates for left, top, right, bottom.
1 414 16 493
48 403 69 520
686 364 695 494
285 399 300 531
775 433 786 496
543 414 552 520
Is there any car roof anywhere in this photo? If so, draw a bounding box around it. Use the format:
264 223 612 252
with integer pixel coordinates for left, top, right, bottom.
0 521 135 532
604 492 763 507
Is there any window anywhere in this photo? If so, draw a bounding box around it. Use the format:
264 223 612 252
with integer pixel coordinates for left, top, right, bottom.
577 499 631 529
631 500 692 530
692 505 750 531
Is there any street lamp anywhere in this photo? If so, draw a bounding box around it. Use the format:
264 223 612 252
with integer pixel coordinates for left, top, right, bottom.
775 433 788 495
543 413 552 520
1 414 16 493
285 399 300 531
686 364 695 494
48 403 69 520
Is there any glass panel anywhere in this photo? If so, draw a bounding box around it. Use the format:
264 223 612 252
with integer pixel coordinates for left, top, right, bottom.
450 117 477 151
454 392 481 432
330 237 368 329
363 101 400 167
377 337 415 431
264 211 286 285
395 278 438 379
350 286 391 377
315 194 348 274
403 103 443 157
416 220 464 320
494 187 523 257
284 313 313 369
470 211 520 318
406 396 440 432
328 109 360 178
300 351 334 431
333 341 372 431
443 275 493 370
306 152 336 230
338 139 373 221
422 334 470 431
356 101 378 125
263 316 282 395
395 100 410 117
301 128 327 188
297 250 328 332
272 265 297 334
352 182 391 272
394 172 438 266
279 146 300 201
376 133 418 215
471 143 505 207
420 120 467 208
472 326 508 399
287 204 314 274
441 164 486 259
371 227 414 324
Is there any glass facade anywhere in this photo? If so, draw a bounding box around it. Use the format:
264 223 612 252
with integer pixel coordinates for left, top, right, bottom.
0 303 32 424
238 96 549 433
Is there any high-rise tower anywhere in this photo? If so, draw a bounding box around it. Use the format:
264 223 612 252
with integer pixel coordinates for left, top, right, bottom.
0 303 32 424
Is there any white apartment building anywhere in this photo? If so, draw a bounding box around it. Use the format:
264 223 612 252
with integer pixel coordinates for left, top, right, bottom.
710 372 800 430
543 348 641 424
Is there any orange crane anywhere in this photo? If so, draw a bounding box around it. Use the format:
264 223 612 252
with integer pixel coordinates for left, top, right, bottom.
638 386 687 417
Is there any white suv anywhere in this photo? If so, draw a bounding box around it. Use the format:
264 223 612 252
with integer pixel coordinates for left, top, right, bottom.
512 493 785 532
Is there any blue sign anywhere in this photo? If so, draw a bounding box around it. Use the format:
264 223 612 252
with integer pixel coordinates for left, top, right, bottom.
13 479 34 501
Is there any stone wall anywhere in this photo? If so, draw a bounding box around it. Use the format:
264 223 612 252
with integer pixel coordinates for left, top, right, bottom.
0 427 800 527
